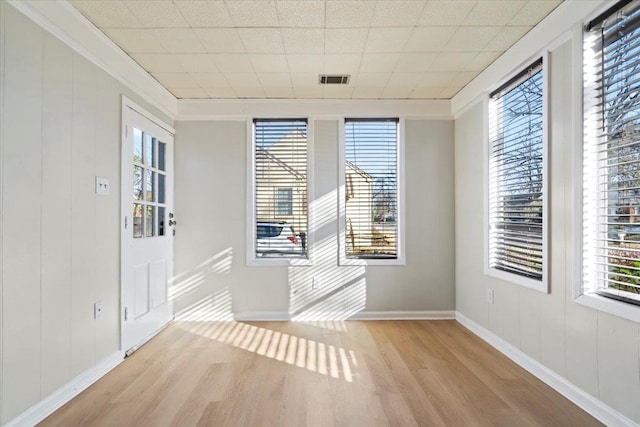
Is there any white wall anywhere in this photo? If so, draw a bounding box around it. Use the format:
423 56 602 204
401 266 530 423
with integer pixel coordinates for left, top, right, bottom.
0 2 172 423
173 118 455 320
455 39 640 423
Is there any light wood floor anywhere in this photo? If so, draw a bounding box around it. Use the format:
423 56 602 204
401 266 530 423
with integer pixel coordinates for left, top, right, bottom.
40 320 601 427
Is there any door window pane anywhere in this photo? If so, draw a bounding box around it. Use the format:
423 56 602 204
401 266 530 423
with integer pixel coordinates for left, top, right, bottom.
134 166 143 200
158 173 165 204
133 204 143 238
145 134 155 167
158 141 166 171
146 170 155 202
158 207 165 236
146 206 155 237
133 128 143 164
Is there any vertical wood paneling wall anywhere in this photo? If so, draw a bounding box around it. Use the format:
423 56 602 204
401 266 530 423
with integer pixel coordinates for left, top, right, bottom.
0 3 172 423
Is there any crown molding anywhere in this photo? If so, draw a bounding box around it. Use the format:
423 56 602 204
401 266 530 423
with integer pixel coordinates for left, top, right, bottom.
451 0 608 117
8 0 177 120
177 98 453 121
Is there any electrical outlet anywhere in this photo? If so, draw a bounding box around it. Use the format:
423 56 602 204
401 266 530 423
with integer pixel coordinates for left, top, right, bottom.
94 301 104 320
95 176 110 195
487 289 494 304
312 277 321 290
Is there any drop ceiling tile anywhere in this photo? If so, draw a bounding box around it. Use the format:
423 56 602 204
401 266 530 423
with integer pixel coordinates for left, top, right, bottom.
225 0 279 27
276 1 325 28
152 72 199 89
132 54 185 72
359 53 400 72
463 1 526 26
409 86 449 98
281 29 324 54
189 73 230 87
429 52 479 71
466 51 502 71
287 54 324 73
444 27 501 52
237 28 285 54
323 85 354 99
444 71 477 87
386 73 425 87
365 28 413 53
178 54 220 72
290 73 320 86
414 72 453 87
250 54 289 72
351 86 384 99
122 1 189 28
417 1 475 26
154 29 206 54
104 29 167 53
483 27 531 52
352 73 391 86
233 85 266 98
439 86 463 98
404 27 457 52
380 86 414 99
325 29 369 54
213 54 255 73
263 86 295 98
71 1 141 28
509 1 561 26
394 53 440 72
258 73 292 87
172 88 210 98
204 86 237 98
371 1 427 27
325 1 376 28
324 54 361 74
174 1 234 27
294 86 324 98
224 73 262 87
194 29 245 53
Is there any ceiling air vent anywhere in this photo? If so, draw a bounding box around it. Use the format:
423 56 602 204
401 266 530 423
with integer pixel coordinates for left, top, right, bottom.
319 74 350 85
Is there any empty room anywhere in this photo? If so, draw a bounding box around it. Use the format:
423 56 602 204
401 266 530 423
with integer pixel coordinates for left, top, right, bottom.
1 0 639 425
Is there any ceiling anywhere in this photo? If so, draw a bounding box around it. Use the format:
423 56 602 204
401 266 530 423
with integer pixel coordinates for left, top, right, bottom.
69 0 563 100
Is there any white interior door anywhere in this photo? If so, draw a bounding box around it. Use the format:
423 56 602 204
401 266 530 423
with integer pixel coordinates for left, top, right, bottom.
121 100 175 354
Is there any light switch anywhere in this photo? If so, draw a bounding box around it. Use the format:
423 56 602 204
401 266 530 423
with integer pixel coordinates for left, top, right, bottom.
96 176 110 195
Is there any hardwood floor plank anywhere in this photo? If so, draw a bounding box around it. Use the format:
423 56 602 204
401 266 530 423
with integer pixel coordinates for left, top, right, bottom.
39 320 602 427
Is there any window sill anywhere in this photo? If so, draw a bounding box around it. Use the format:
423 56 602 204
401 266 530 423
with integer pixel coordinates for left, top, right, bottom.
485 267 548 293
338 257 406 267
247 256 312 267
575 292 640 324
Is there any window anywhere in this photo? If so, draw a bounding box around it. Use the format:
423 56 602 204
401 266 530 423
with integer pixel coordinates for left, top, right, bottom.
252 119 308 260
583 0 640 310
487 58 547 291
275 187 293 215
342 118 401 262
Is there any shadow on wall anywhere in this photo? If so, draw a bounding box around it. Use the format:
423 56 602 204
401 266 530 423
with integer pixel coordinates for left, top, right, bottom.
169 189 367 324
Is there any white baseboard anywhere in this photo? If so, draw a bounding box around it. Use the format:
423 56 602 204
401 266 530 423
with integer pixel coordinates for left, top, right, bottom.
5 351 124 427
348 310 455 320
234 311 291 321
455 311 638 427
232 310 456 322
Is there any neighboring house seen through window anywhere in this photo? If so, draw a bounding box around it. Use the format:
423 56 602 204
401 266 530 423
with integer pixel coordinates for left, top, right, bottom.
344 118 399 260
253 119 308 259
583 0 640 308
488 58 547 291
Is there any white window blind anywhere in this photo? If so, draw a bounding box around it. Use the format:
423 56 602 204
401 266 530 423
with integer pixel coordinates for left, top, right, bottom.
254 119 307 258
344 119 398 259
488 59 545 284
584 0 640 305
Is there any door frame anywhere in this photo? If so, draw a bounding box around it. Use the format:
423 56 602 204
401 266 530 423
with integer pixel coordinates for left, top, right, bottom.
120 96 176 352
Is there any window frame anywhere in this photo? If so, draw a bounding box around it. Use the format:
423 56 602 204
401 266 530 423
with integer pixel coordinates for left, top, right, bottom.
246 118 314 267
484 53 550 293
338 117 406 266
577 0 640 323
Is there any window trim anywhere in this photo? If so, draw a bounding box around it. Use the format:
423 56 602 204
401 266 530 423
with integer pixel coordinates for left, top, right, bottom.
576 3 640 323
338 117 406 266
484 52 550 293
246 118 314 267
